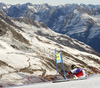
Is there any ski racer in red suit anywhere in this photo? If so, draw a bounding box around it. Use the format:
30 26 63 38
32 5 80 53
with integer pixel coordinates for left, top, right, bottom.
67 65 86 78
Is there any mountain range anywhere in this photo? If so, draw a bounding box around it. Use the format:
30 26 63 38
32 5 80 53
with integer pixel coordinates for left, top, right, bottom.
0 2 100 53
0 2 100 86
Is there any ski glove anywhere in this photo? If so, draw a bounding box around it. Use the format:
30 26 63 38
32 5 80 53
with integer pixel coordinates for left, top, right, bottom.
66 72 69 75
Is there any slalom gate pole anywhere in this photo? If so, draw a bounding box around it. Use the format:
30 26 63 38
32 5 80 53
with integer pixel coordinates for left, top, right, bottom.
26 75 28 85
31 76 33 83
62 61 66 80
55 48 58 80
60 50 66 81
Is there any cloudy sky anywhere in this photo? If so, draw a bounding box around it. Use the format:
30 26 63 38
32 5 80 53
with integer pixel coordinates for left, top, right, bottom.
0 0 100 6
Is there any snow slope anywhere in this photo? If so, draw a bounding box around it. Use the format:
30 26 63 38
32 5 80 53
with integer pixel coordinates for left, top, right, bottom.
7 74 100 88
0 10 100 86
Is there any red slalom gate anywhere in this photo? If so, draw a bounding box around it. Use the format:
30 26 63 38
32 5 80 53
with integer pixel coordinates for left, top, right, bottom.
26 75 33 85
31 76 33 83
0 85 2 88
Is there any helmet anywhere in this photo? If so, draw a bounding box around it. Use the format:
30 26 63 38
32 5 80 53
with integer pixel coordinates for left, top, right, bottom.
71 65 76 69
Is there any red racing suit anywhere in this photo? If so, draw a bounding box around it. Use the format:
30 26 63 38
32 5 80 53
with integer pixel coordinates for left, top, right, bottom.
68 67 86 78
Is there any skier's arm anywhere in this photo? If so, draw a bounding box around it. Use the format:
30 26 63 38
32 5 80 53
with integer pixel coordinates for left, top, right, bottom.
71 68 77 74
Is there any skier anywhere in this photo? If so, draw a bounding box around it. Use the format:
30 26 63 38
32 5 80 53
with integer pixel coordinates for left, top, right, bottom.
67 65 86 79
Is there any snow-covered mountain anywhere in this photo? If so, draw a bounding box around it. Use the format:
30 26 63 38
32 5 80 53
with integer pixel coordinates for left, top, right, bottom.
1 3 100 53
0 6 100 86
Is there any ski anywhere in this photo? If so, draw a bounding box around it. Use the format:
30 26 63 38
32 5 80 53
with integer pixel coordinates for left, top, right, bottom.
53 77 87 83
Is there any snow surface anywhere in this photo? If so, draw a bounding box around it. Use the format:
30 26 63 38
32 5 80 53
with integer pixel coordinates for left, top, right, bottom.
3 6 6 9
6 74 100 88
28 5 37 12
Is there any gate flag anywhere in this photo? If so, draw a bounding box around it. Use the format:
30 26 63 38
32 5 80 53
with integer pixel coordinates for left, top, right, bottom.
55 48 66 80
56 53 62 63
